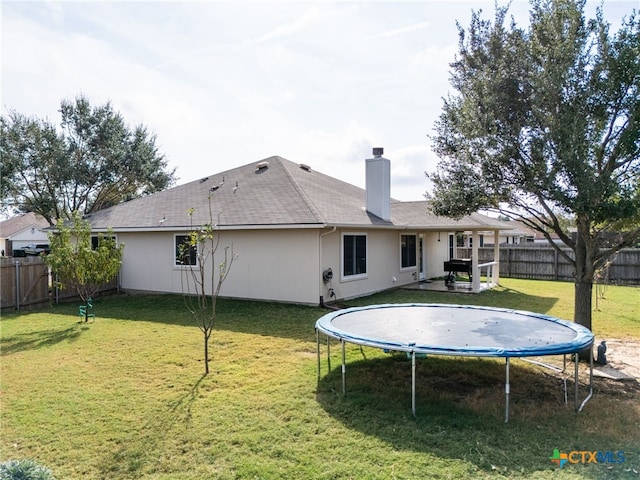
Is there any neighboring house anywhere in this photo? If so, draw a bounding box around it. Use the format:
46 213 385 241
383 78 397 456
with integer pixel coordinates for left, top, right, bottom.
83 150 508 305
502 221 537 244
478 220 537 246
0 212 51 257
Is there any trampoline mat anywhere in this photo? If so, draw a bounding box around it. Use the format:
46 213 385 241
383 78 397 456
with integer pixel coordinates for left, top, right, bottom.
316 304 594 357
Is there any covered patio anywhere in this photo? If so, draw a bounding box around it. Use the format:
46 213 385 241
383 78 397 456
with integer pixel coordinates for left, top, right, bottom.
420 227 503 294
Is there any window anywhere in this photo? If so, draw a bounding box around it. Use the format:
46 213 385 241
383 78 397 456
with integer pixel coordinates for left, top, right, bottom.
343 234 367 278
400 234 417 268
91 235 117 250
175 235 197 266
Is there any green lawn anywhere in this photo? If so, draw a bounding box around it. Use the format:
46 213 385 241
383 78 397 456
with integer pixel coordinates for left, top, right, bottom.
1 278 638 479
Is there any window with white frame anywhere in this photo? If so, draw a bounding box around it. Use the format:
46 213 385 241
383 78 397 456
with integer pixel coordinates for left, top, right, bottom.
342 233 367 278
175 234 197 266
400 234 417 269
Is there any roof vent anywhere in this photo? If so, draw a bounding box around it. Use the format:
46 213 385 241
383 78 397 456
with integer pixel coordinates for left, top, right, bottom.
299 163 311 172
256 161 269 171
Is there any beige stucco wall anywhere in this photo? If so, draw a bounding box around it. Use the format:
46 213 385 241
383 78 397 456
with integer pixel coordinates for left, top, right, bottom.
117 229 321 304
221 229 320 304
423 231 451 278
116 227 456 305
320 228 421 301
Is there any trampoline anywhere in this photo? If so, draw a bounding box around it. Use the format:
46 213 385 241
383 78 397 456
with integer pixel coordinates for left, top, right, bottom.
315 303 595 422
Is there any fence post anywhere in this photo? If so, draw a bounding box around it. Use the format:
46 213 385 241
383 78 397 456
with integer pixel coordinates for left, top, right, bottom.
14 260 20 311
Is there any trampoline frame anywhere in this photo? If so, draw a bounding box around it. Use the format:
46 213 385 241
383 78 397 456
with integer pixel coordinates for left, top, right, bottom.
315 303 594 422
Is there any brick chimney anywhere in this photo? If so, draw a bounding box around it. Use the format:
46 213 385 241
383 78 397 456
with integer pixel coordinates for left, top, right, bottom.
365 147 390 221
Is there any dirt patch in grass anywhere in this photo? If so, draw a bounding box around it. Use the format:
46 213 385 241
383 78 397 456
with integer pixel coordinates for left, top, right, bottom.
598 338 640 380
470 338 640 403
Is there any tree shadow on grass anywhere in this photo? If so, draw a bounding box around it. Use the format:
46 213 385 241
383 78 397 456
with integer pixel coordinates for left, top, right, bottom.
167 373 207 422
41 293 327 343
20 285 562 360
316 355 639 479
0 325 89 356
41 286 562 345
347 285 560 316
96 373 207 479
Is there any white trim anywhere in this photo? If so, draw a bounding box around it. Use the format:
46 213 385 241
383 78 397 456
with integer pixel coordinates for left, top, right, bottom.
88 223 510 234
89 223 326 233
418 234 426 281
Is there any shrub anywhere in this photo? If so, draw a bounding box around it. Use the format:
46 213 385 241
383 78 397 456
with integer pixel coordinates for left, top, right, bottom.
0 459 56 480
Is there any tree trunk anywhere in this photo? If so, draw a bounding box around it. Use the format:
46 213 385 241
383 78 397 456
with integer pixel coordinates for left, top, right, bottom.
574 280 593 331
204 333 210 375
573 220 595 361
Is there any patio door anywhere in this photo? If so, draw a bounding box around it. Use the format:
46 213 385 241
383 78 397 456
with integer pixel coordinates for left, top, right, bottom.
449 233 455 260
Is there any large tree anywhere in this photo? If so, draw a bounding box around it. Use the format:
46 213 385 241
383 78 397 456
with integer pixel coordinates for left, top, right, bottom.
1 95 176 224
429 0 640 334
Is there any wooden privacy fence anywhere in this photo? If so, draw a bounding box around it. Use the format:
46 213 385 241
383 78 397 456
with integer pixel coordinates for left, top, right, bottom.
1 257 118 312
456 246 640 285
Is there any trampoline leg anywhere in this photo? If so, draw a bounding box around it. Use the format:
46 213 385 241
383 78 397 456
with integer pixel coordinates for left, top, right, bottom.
505 358 510 423
574 352 579 409
341 340 346 396
578 346 594 412
411 352 416 417
316 329 321 380
327 336 331 373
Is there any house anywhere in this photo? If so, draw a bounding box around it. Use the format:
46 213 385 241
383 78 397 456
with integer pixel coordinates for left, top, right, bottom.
499 221 537 245
472 220 537 247
83 149 508 305
0 212 51 257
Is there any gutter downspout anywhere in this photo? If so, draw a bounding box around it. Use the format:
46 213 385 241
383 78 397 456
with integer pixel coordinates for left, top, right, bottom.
319 226 337 306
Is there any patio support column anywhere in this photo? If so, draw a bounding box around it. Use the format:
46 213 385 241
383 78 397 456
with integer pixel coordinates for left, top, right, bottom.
472 231 480 292
493 230 500 286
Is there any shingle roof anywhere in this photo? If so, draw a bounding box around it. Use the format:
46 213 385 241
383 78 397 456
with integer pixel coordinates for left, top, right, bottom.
85 156 505 231
0 212 51 237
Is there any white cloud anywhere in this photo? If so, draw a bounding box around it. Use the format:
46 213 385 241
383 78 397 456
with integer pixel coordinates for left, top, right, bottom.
368 21 431 40
3 0 637 203
252 7 325 44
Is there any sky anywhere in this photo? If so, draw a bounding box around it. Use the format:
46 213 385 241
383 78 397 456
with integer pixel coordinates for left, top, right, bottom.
2 0 636 202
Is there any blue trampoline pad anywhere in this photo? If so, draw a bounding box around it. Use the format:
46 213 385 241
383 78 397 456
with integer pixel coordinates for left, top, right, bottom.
315 303 594 357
